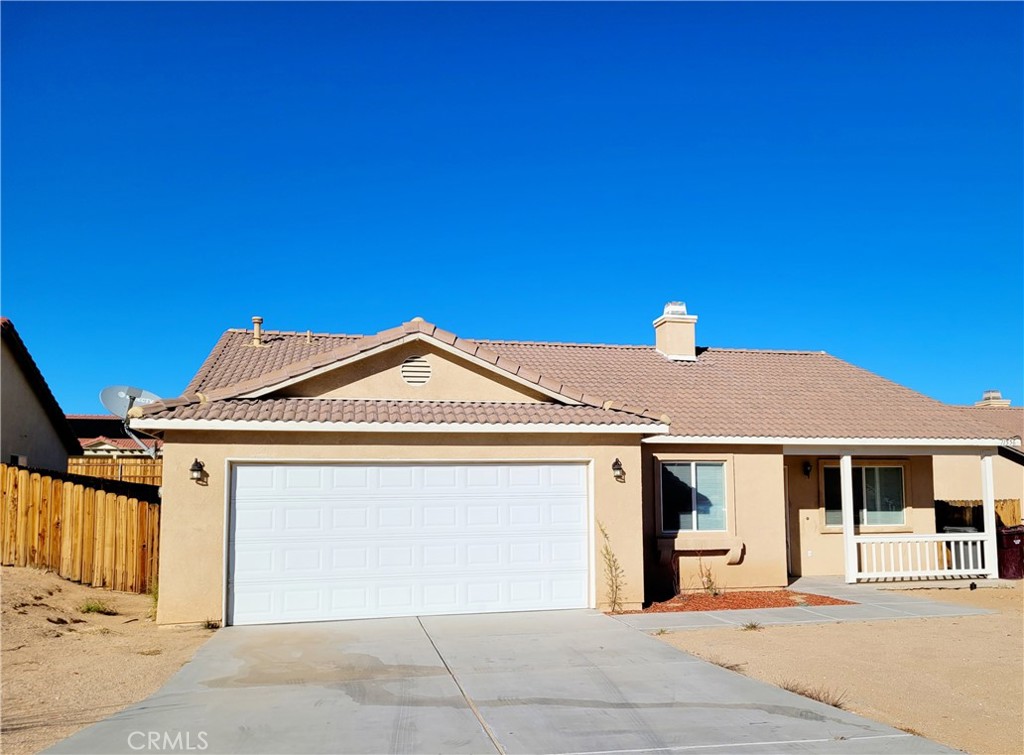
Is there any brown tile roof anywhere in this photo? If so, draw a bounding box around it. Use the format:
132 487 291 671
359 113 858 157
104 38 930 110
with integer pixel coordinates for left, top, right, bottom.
475 340 1004 440
165 320 667 423
144 399 663 426
956 407 1023 441
150 320 1009 441
1 318 82 455
184 330 362 395
81 436 162 450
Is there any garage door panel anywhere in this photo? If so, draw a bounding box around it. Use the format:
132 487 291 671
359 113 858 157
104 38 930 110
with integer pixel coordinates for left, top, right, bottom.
230 463 590 625
234 537 587 579
231 569 591 624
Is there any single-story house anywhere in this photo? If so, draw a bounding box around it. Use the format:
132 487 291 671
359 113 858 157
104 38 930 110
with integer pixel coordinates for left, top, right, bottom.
1 317 82 471
130 305 1020 626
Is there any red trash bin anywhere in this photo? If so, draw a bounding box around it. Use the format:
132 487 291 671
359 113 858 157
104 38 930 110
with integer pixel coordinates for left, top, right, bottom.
997 525 1024 579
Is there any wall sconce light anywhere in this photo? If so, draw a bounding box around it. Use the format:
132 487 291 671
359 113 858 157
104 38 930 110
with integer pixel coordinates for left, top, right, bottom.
802 461 813 478
189 458 206 482
612 458 625 482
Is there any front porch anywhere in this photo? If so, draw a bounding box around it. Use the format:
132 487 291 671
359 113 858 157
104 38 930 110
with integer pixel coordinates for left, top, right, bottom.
785 443 1002 583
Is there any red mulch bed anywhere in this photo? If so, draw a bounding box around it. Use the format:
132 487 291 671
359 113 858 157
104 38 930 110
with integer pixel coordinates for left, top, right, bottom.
636 590 855 613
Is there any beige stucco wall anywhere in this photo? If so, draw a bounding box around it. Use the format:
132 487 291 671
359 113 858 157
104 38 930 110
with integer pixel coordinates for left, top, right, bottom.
643 445 789 596
786 456 936 577
0 341 69 472
279 341 549 403
156 431 645 625
934 454 1023 519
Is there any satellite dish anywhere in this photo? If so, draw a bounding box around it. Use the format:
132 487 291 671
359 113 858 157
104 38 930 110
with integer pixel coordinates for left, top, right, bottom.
99 385 163 459
99 385 162 420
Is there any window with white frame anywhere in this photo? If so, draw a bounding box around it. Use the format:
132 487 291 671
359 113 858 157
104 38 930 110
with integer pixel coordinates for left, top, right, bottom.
823 465 905 526
660 461 726 533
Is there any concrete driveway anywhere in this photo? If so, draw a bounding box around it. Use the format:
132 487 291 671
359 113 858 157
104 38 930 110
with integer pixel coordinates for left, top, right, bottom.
49 610 955 754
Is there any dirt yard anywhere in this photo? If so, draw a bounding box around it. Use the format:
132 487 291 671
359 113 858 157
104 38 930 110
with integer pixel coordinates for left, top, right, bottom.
661 583 1023 755
1 566 211 755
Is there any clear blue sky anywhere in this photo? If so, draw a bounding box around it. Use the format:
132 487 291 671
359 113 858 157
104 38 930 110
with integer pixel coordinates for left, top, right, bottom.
2 2 1021 414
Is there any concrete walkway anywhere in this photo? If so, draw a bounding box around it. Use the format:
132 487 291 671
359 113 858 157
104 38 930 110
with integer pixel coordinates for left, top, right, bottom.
613 576 995 633
47 609 958 754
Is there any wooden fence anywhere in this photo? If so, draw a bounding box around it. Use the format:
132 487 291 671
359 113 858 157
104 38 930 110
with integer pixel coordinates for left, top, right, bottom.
67 456 163 486
0 464 160 594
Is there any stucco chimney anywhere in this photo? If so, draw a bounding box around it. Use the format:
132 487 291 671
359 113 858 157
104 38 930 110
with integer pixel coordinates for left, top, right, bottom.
654 302 698 361
251 316 264 347
975 389 1011 408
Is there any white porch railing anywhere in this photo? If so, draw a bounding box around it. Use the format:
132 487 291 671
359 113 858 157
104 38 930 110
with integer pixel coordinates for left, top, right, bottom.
853 533 989 581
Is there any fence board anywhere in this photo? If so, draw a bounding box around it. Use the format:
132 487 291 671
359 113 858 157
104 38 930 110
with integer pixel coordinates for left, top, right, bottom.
59 482 74 578
2 467 15 563
71 485 85 582
91 492 107 588
103 492 116 588
36 475 52 568
15 469 30 566
136 502 147 593
126 498 137 592
0 464 159 595
81 488 96 584
48 479 63 568
148 505 160 592
30 471 43 565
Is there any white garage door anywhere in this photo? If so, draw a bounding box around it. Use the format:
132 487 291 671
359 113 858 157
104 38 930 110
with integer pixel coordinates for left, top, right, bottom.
229 463 590 625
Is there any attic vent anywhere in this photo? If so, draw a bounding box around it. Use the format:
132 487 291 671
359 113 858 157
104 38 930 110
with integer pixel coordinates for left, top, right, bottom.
400 356 432 386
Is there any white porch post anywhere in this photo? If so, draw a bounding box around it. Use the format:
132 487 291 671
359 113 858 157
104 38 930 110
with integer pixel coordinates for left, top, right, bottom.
981 453 999 578
840 453 858 583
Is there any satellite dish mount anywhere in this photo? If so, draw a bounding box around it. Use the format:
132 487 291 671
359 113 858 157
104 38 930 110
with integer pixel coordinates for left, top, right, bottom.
99 385 162 458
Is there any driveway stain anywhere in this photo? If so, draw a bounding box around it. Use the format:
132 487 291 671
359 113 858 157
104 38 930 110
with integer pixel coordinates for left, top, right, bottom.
201 632 873 733
204 647 447 688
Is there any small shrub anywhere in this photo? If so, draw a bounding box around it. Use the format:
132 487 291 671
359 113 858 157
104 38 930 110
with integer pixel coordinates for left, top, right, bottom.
598 521 627 614
202 619 221 630
696 555 721 596
896 725 925 737
705 655 745 674
741 621 763 631
653 628 669 636
779 680 848 709
80 599 118 616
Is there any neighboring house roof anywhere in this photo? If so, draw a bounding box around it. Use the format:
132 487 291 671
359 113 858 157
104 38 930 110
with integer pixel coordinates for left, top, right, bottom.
68 415 163 451
80 436 162 450
139 319 1007 441
1 318 82 455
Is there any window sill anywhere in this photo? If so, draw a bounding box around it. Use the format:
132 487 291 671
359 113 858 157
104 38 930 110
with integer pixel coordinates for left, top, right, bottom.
657 534 744 565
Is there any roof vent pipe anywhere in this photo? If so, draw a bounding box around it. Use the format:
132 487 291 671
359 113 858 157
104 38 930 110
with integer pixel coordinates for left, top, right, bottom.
252 316 264 347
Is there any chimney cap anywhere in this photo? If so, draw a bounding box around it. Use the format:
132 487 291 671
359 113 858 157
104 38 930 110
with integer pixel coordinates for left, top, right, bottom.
654 301 697 326
252 316 263 325
975 389 1011 407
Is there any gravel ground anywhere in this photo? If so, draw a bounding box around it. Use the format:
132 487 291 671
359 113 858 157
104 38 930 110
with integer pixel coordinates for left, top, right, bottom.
637 589 853 612
660 582 1023 755
1 566 212 755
